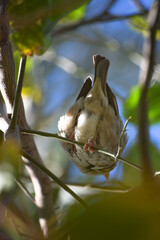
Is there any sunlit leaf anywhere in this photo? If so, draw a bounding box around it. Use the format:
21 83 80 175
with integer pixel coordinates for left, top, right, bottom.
129 16 149 34
124 85 140 124
129 16 160 38
124 84 160 125
10 23 51 56
148 84 160 123
22 85 42 103
60 4 87 23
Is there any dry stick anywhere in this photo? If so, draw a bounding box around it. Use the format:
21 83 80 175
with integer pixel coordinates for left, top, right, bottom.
138 0 160 182
22 150 88 209
64 183 131 193
10 55 26 130
20 128 142 171
15 175 89 208
14 178 36 205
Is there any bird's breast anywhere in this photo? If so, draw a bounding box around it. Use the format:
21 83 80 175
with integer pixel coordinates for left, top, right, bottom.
74 110 99 143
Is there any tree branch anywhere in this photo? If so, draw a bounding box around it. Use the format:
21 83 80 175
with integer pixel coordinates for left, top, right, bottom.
138 0 160 182
0 2 53 237
64 182 131 193
51 10 147 37
14 178 36 205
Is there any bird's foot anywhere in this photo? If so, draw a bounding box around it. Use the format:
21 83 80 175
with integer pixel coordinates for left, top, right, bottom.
104 173 109 181
83 137 97 153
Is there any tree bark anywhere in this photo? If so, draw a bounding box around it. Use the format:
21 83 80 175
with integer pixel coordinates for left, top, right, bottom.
0 1 53 237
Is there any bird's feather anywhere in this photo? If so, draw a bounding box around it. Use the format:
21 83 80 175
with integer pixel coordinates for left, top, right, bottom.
76 77 92 102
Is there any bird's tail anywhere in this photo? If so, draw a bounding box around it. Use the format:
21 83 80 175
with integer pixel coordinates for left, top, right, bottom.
93 54 110 91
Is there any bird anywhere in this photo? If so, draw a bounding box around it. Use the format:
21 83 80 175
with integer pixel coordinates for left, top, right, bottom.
58 55 127 179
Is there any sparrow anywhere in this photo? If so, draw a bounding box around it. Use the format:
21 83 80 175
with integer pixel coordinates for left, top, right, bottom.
58 55 127 179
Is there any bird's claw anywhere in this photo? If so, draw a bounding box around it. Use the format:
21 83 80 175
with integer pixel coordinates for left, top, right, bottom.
83 137 97 153
83 143 94 153
104 173 109 181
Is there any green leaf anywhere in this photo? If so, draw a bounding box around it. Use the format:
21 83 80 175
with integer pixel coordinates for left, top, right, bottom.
10 23 51 55
124 83 160 125
8 0 90 55
129 15 160 38
148 84 160 124
129 16 149 34
60 4 87 23
124 85 140 125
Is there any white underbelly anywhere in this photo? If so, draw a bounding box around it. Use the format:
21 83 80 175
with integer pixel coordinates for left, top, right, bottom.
74 110 99 143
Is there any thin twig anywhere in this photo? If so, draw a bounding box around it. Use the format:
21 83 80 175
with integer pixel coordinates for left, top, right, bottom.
14 178 36 205
116 116 132 159
64 183 131 193
10 55 27 130
20 128 142 171
138 0 160 181
21 150 88 209
103 0 117 13
52 11 147 37
118 156 142 171
20 128 85 146
131 0 147 11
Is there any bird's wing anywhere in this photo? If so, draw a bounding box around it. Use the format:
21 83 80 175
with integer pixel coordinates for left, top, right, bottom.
59 77 92 139
76 77 92 102
106 83 119 117
58 77 92 153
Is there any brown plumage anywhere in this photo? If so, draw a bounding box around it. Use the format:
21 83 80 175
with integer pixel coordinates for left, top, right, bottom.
58 55 127 177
